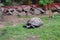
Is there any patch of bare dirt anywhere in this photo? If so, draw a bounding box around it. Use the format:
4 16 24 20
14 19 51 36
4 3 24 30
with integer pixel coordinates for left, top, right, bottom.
0 21 5 28
0 15 30 28
0 24 4 28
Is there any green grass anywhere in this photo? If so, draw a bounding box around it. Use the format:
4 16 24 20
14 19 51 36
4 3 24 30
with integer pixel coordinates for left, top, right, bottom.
0 14 60 40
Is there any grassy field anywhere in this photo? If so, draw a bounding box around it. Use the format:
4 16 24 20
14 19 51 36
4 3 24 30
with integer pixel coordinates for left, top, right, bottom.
0 14 60 40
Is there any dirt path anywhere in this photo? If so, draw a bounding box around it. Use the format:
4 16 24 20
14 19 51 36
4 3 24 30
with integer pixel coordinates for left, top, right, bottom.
0 15 30 28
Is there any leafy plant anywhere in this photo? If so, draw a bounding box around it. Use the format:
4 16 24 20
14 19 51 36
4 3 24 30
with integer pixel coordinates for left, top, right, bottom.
39 0 53 6
3 0 12 6
4 2 11 6
39 0 54 18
